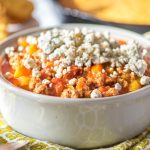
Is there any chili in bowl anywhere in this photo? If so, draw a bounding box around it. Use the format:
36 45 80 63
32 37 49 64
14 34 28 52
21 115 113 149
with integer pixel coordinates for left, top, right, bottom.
2 26 150 98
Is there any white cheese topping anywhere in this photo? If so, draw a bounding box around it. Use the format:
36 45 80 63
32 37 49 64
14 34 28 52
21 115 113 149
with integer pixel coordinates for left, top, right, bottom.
62 69 67 75
22 57 36 69
38 29 63 54
142 49 148 56
5 47 15 54
90 89 102 98
69 78 77 85
110 71 118 78
114 83 122 91
42 79 50 85
37 28 148 78
49 83 53 88
37 28 118 68
32 68 40 77
26 36 37 45
55 65 63 78
102 69 105 73
140 76 150 85
18 46 24 52
125 57 147 77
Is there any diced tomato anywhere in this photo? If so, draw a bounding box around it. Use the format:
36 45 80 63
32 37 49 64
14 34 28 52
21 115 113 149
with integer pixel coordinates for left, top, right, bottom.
51 78 66 96
18 76 30 87
105 76 117 85
14 65 31 78
87 70 94 78
18 37 28 47
118 39 126 45
64 65 82 79
76 77 86 91
41 70 48 79
1 61 13 74
91 64 103 74
101 72 107 79
41 68 53 80
99 86 108 92
47 61 54 68
10 78 20 87
27 44 38 55
129 79 141 92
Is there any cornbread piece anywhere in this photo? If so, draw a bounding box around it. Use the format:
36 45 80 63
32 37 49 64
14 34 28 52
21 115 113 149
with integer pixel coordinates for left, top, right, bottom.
0 0 34 22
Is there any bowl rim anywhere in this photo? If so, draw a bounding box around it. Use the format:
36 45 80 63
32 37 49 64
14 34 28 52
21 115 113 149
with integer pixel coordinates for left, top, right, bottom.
0 23 150 104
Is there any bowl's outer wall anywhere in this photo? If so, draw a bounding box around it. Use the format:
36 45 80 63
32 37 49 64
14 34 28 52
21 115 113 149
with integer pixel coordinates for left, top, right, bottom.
0 86 150 149
0 24 150 149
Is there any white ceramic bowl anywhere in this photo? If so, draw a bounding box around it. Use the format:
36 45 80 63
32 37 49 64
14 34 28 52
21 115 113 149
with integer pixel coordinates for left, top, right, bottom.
0 24 150 149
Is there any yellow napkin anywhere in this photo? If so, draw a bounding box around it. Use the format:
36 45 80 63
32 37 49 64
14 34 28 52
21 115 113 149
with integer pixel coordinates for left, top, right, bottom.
0 114 150 150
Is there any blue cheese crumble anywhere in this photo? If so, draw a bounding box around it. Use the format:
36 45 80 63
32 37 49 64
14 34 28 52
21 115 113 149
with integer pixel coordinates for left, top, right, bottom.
36 28 150 81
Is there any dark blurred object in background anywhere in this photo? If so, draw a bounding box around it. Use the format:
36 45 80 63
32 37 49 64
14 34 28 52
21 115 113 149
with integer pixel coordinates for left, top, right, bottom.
54 0 150 33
